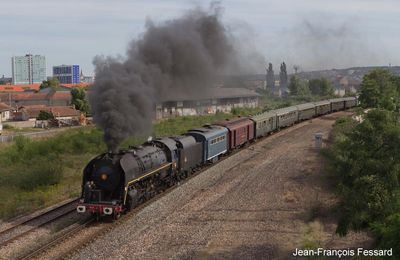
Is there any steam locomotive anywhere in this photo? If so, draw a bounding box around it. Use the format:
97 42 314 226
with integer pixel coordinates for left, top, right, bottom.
77 97 357 219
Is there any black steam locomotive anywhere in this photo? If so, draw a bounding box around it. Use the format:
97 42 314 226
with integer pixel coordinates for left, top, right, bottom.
77 97 358 219
77 136 203 219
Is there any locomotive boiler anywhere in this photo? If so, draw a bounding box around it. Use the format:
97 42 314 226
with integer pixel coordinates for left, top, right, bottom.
77 137 202 219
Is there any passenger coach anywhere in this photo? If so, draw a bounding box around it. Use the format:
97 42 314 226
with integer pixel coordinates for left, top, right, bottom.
296 103 316 121
251 111 278 138
186 125 228 163
274 106 298 129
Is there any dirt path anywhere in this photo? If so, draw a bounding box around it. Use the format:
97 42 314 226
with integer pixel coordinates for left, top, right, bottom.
73 111 372 260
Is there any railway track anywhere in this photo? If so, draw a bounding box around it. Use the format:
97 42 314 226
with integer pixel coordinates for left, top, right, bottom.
13 152 235 259
5 114 345 259
17 217 94 260
0 198 79 248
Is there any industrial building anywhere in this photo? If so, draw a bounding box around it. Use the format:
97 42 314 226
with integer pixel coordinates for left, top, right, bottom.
0 91 71 108
53 65 80 84
11 54 46 84
156 88 260 120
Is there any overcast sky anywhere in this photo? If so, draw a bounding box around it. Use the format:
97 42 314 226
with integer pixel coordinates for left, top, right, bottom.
1 0 399 77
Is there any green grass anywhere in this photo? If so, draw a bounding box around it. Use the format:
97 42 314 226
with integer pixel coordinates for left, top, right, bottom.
0 128 105 219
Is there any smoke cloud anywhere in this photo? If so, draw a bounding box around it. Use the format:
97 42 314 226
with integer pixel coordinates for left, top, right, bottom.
90 3 245 152
282 17 380 71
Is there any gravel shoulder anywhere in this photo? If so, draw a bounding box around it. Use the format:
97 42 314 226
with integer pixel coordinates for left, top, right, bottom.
73 111 372 260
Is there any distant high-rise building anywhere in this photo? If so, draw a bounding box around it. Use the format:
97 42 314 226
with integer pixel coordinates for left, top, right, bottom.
11 54 46 84
53 65 80 84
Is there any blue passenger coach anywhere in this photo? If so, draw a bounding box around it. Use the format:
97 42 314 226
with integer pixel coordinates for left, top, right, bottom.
186 125 228 163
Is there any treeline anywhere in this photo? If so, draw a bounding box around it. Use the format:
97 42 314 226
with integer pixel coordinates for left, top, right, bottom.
325 69 400 253
288 76 334 97
39 79 90 115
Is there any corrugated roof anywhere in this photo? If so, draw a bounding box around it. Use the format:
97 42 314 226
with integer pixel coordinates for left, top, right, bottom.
343 97 357 101
251 111 277 121
161 87 260 102
329 98 346 102
314 100 330 106
272 106 298 116
296 103 315 110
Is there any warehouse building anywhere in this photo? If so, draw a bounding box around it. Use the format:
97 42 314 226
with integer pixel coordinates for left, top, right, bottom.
156 88 260 120
0 91 71 108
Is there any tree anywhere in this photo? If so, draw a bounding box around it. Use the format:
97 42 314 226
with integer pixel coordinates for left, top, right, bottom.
40 78 60 90
327 110 400 236
359 78 380 108
288 75 300 95
71 88 90 115
37 110 54 120
266 63 274 91
359 69 399 111
279 62 288 89
308 78 333 96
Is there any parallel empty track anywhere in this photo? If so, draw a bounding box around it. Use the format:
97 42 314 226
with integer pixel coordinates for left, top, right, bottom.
0 199 79 247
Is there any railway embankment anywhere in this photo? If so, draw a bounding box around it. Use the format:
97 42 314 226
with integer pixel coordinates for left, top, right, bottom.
72 111 372 259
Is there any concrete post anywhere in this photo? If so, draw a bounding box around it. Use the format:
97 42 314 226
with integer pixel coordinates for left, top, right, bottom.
315 133 323 148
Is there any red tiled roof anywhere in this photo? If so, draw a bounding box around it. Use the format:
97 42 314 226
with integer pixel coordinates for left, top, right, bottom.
51 92 71 100
21 106 80 118
0 83 92 93
18 105 47 109
0 91 71 103
0 84 41 92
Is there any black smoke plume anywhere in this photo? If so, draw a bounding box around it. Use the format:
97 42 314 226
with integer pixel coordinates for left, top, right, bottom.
90 3 239 152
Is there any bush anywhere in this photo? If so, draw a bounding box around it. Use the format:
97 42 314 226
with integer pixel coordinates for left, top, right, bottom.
370 210 400 257
12 160 63 190
37 110 54 120
3 124 14 130
0 128 105 219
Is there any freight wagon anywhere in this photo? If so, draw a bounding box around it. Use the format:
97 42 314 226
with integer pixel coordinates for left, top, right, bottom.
215 117 255 149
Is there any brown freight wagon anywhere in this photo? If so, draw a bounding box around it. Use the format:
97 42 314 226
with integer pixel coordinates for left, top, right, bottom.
215 117 255 150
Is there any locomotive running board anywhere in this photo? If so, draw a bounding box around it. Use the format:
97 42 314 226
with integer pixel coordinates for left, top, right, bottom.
123 162 172 204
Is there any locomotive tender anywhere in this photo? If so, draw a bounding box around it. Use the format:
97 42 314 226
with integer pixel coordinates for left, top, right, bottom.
77 97 357 219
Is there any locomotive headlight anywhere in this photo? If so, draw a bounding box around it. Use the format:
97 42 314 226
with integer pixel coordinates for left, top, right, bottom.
103 207 113 215
101 173 108 181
